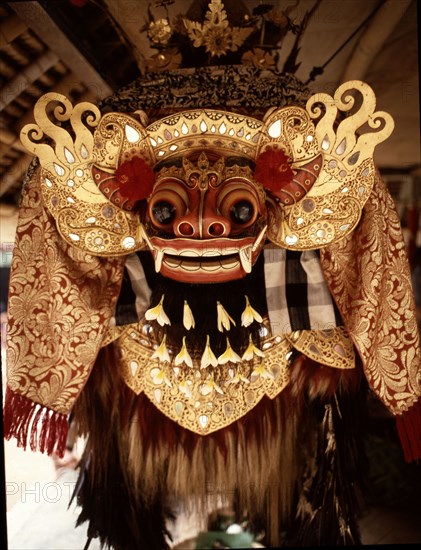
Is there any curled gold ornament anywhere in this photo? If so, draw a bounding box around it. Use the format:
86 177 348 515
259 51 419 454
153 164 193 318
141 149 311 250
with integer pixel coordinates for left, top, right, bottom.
20 81 394 257
265 80 394 249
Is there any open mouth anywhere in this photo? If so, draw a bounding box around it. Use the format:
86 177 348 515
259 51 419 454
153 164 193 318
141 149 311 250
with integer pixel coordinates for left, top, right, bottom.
139 224 267 282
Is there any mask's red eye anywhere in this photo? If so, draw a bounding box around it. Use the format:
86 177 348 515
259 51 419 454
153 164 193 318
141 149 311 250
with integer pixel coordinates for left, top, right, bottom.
229 200 254 225
152 201 176 225
218 185 259 231
147 182 188 230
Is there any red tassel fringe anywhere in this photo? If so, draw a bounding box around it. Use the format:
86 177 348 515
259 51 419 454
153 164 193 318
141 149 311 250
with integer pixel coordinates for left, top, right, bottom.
3 386 69 458
396 398 421 462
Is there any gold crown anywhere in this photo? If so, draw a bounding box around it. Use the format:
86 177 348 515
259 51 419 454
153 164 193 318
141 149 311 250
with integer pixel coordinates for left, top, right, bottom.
20 81 394 256
146 110 264 163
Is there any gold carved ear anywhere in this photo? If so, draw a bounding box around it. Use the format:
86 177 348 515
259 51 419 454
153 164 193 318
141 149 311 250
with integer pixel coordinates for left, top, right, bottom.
20 93 152 256
259 80 394 249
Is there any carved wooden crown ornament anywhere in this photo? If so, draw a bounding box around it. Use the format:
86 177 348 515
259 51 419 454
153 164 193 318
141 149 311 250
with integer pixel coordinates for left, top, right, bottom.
20 80 394 284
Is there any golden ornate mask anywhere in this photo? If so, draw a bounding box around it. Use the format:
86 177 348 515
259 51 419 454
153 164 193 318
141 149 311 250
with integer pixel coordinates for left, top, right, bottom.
20 80 394 284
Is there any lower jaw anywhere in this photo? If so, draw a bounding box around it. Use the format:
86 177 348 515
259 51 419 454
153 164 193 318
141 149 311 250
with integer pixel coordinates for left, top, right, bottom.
159 262 248 283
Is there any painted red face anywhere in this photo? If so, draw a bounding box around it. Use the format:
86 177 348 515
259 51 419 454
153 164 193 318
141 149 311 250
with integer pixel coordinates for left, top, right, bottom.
142 153 268 283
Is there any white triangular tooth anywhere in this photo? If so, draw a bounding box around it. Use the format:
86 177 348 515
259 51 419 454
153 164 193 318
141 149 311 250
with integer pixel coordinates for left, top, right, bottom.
239 246 252 273
252 225 267 252
154 250 164 272
139 224 154 250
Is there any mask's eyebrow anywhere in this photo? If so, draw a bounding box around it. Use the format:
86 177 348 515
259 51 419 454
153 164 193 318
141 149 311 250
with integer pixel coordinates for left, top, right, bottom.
225 156 255 169
154 156 183 172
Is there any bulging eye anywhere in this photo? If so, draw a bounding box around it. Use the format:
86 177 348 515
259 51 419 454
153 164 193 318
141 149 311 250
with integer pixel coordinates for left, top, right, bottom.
148 184 187 229
152 201 176 224
230 200 254 224
218 186 259 230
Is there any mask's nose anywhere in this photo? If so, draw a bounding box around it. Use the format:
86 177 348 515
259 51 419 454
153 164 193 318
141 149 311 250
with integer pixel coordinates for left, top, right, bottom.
173 194 231 238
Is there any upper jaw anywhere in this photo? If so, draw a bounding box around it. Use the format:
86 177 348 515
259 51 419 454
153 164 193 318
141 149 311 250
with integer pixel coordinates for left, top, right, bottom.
139 224 267 283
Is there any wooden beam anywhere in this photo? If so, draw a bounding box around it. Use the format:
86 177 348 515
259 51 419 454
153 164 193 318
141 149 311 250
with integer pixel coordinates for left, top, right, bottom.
0 127 26 153
0 50 59 110
0 14 27 49
11 2 113 100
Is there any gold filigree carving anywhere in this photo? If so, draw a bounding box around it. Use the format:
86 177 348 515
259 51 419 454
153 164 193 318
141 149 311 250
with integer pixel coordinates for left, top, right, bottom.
183 0 253 58
146 109 264 162
265 81 394 249
115 322 355 434
20 82 394 257
286 327 355 369
20 94 149 256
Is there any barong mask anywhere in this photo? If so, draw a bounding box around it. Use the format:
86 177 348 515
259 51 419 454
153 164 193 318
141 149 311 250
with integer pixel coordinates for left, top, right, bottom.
15 80 416 439
20 80 393 281
4 1 421 547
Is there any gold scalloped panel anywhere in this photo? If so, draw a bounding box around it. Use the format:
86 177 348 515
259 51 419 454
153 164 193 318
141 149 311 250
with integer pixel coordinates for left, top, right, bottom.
93 112 152 169
261 105 319 161
41 110 155 256
118 325 291 434
286 327 355 369
115 323 355 434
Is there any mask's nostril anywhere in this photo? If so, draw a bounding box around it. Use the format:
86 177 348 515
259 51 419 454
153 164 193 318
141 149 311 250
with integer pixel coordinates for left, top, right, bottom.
177 221 195 236
208 222 226 237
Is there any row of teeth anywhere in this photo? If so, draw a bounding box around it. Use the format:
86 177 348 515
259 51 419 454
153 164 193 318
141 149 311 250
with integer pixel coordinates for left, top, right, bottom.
140 225 267 274
164 255 241 273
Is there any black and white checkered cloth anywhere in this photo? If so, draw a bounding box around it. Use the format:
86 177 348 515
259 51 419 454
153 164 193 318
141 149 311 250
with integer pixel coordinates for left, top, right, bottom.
114 245 343 334
263 244 343 334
